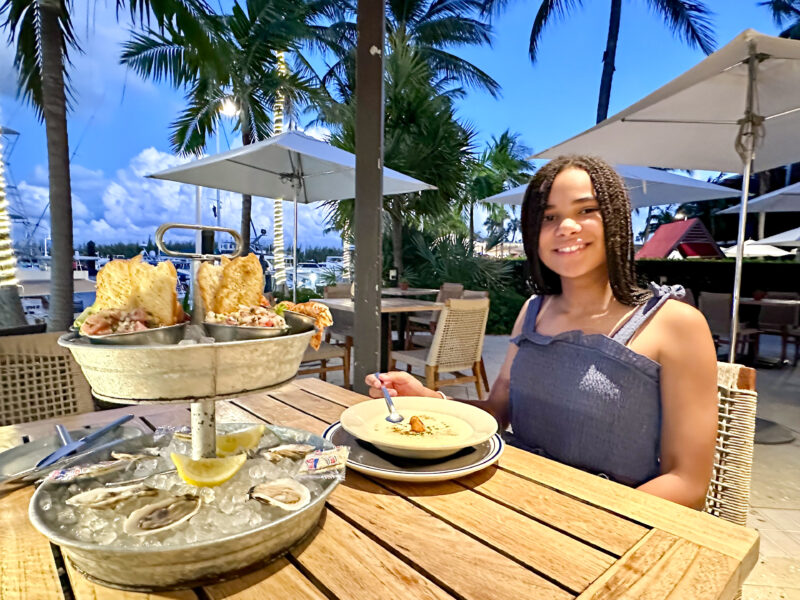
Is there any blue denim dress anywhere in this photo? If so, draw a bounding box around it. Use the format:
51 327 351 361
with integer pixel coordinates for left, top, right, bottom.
508 283 684 487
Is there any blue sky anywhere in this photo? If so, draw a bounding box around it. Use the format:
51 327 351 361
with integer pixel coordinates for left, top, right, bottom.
0 1 781 249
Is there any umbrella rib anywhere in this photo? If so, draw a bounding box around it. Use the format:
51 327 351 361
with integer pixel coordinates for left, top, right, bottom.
621 117 738 125
764 106 800 121
226 158 299 181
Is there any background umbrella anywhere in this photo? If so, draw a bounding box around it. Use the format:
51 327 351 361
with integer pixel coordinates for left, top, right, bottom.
534 29 800 362
719 180 800 214
752 226 800 248
150 131 435 301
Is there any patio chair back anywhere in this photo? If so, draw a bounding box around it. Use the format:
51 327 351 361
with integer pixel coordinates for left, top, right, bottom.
0 332 93 426
698 292 732 338
705 362 757 528
462 290 489 299
430 283 464 324
758 292 800 331
426 298 490 371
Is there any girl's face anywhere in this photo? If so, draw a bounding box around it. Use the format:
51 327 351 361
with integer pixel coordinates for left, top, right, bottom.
537 168 607 281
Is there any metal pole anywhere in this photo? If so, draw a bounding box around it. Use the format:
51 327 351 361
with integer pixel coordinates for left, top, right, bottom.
293 192 298 303
191 399 216 459
215 134 221 228
728 44 759 363
353 0 385 393
757 213 765 240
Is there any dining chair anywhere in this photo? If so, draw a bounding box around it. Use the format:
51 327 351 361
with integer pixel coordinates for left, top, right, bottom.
391 298 490 400
298 338 351 389
323 284 351 299
755 292 800 363
705 361 757 600
404 282 463 349
0 332 94 426
698 292 759 358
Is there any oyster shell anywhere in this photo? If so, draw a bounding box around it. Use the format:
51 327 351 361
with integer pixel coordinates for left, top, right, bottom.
248 478 311 511
67 483 158 509
260 444 315 462
123 494 201 536
111 449 160 461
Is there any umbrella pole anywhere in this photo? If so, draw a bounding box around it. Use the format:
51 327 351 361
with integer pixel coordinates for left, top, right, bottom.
728 41 759 364
293 192 298 303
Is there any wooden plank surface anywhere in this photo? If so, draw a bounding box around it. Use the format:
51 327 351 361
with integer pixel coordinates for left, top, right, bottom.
64 559 197 600
576 529 741 600
202 558 326 600
498 446 760 568
0 487 64 600
318 298 444 314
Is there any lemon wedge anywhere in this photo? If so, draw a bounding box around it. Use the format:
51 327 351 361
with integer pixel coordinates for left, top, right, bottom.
170 452 247 487
216 424 266 457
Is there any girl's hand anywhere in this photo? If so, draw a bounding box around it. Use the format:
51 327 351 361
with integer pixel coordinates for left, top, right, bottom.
365 372 439 399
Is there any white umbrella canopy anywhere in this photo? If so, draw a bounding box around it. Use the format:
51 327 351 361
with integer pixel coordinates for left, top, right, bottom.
149 130 435 201
481 164 739 208
532 29 800 362
719 180 800 214
149 130 436 300
752 225 800 247
723 240 793 257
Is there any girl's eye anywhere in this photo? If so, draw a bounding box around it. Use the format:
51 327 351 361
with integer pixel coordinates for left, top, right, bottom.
580 207 600 215
543 214 556 222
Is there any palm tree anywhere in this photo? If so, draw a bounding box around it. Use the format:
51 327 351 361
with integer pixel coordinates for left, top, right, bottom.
761 0 800 38
316 0 500 102
122 0 330 252
481 0 716 123
1 0 212 330
319 42 476 275
0 135 28 328
464 130 531 253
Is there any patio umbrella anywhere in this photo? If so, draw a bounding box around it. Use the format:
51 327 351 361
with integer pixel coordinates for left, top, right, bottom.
722 240 793 257
533 29 800 361
149 131 435 300
481 164 739 208
752 225 800 247
719 180 800 214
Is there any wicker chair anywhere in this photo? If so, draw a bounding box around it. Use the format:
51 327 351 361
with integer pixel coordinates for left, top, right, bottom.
0 332 93 426
298 339 351 389
705 362 757 527
391 298 490 400
404 282 463 349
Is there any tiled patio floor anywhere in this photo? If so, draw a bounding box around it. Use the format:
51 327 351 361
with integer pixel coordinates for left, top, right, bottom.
309 333 800 598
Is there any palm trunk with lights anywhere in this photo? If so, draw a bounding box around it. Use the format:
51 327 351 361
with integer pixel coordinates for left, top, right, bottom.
271 51 287 289
0 135 28 328
596 0 622 124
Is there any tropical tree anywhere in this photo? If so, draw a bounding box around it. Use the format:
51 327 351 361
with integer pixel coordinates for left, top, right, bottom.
481 0 716 123
121 0 336 251
463 130 531 253
760 0 800 38
0 135 27 328
1 0 213 330
319 42 476 275
315 0 500 103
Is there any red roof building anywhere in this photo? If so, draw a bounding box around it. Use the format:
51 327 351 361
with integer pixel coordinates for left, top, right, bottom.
636 218 723 259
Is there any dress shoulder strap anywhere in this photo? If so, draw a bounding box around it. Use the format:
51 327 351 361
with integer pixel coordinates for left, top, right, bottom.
522 295 545 334
611 283 685 345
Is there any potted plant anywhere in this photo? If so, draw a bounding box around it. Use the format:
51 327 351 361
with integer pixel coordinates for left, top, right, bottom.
399 277 410 291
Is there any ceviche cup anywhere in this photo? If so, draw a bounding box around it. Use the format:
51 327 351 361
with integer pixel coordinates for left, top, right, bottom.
203 311 314 342
340 397 498 460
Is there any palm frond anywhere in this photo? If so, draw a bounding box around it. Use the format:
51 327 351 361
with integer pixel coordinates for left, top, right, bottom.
645 0 716 55
120 29 198 86
529 0 582 63
413 15 492 47
758 0 800 27
417 46 500 96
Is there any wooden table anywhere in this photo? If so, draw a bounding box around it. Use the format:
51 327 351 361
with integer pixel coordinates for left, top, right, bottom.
739 297 800 307
381 287 439 297
0 379 759 600
318 298 444 370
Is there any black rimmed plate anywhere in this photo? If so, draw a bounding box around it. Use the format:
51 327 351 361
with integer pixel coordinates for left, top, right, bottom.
323 421 504 482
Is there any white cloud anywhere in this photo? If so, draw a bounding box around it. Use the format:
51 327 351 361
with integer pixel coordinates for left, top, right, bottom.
13 146 345 249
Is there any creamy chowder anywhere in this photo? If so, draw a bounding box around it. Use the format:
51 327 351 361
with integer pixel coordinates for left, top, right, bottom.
366 412 473 448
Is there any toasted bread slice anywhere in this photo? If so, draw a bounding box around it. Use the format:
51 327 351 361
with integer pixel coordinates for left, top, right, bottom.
215 254 264 314
94 257 136 311
197 261 225 314
129 259 178 325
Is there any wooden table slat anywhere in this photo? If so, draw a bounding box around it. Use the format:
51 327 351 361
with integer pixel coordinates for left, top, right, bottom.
499 445 760 567
203 557 327 600
576 529 741 600
233 395 329 434
382 478 615 592
65 558 197 600
458 466 647 556
290 377 367 408
0 487 65 600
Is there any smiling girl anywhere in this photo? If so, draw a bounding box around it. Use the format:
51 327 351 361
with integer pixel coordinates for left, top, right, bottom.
367 155 718 509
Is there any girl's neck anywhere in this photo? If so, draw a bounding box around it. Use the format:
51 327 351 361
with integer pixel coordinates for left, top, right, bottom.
556 268 616 315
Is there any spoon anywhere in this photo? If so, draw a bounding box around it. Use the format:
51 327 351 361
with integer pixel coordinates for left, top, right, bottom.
374 372 404 423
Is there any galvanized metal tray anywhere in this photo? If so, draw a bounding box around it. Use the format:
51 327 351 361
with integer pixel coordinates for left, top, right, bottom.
29 424 338 591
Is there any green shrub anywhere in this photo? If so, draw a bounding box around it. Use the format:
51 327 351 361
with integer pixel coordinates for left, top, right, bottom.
486 287 527 335
273 288 322 303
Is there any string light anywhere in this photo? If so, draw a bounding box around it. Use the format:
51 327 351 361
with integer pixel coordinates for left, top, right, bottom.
272 51 287 287
0 136 19 287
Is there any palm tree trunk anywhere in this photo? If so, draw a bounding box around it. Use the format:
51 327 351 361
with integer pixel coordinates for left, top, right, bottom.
596 0 622 124
469 202 475 256
240 129 254 253
390 199 403 275
41 3 74 331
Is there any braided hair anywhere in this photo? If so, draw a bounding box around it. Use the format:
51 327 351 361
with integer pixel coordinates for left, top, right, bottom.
521 155 650 306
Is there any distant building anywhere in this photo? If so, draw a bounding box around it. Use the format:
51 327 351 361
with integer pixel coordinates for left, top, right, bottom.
636 218 724 259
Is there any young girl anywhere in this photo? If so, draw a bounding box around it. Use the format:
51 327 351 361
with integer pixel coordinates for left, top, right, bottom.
366 155 718 509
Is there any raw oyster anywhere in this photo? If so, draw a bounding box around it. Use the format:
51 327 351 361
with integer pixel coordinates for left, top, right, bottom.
111 449 160 461
260 444 315 462
67 483 158 509
123 494 201 536
248 478 311 511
